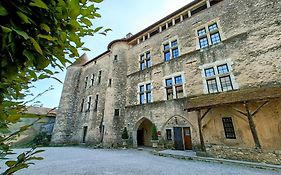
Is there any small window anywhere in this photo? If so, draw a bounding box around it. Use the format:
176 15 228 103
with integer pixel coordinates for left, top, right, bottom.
82 126 88 143
98 71 102 84
164 44 170 51
222 117 236 139
108 79 112 87
171 40 178 47
199 37 209 48
91 74 95 86
114 55 118 62
197 28 206 37
162 24 167 31
217 64 229 74
210 32 221 45
150 29 159 37
164 51 171 62
175 76 182 85
114 109 120 116
87 96 91 111
220 76 233 91
85 77 88 89
166 78 173 86
204 67 215 77
166 129 172 140
175 17 181 24
208 23 218 32
140 85 145 104
168 21 173 27
94 95 98 111
207 79 218 93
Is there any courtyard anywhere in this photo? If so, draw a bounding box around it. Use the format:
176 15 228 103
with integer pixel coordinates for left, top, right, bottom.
6 147 280 175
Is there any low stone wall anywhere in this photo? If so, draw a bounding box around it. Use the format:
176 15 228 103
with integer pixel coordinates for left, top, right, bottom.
205 145 281 165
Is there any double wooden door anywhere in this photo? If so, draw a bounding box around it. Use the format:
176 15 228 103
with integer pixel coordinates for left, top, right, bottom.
174 127 192 150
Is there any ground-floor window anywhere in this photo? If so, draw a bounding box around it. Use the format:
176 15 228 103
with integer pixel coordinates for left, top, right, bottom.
222 117 236 139
166 129 172 140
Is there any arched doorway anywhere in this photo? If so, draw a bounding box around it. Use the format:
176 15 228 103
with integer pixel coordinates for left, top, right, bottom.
135 118 153 147
162 115 195 150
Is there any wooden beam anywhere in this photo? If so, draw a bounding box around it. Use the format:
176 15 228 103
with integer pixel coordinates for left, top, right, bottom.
251 101 269 117
201 108 211 121
244 102 261 149
197 110 206 151
232 107 247 117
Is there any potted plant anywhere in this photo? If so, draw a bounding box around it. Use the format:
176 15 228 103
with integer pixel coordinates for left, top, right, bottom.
151 124 159 148
121 127 129 148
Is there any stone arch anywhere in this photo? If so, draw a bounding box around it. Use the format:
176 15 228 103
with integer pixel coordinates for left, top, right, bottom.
161 115 195 133
132 117 154 147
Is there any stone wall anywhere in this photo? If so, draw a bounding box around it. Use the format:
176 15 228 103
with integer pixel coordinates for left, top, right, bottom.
205 145 281 165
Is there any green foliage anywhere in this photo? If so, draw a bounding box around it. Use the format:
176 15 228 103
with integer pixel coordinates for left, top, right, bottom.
2 148 44 175
151 124 158 140
32 132 52 147
121 127 129 140
0 0 109 174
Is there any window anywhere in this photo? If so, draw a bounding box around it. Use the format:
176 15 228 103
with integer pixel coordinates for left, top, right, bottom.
139 83 152 104
114 55 118 62
222 117 236 139
98 71 102 84
140 51 152 70
91 74 95 86
203 63 234 94
163 40 179 62
114 109 120 116
108 79 112 87
82 126 88 143
87 96 91 111
166 129 172 140
85 77 88 89
197 22 221 49
80 98 84 112
165 75 184 100
94 95 98 111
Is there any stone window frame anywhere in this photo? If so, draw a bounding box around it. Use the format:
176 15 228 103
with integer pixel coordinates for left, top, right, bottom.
137 81 153 105
199 59 239 94
195 19 224 50
139 50 152 71
222 117 236 139
161 36 181 62
163 72 186 100
98 70 102 85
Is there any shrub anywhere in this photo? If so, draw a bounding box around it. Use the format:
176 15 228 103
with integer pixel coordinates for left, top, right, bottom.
151 124 158 140
121 127 129 140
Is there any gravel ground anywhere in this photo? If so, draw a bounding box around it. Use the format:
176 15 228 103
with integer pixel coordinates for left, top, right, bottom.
2 147 280 175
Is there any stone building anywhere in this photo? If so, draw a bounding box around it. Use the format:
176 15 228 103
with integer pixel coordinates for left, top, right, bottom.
52 0 281 164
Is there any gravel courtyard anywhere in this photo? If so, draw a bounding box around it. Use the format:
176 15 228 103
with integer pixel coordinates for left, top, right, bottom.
5 147 280 175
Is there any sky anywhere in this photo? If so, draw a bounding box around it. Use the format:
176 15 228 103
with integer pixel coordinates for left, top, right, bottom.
26 0 194 108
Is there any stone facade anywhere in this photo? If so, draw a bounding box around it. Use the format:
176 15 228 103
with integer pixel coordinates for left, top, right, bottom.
52 0 281 164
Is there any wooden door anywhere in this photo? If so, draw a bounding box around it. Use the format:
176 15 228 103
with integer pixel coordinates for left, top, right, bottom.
174 127 184 150
183 127 192 150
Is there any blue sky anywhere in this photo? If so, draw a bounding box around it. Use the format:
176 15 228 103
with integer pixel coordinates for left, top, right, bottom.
26 0 193 108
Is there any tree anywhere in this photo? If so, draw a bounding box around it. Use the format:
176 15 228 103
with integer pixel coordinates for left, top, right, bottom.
0 0 110 173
